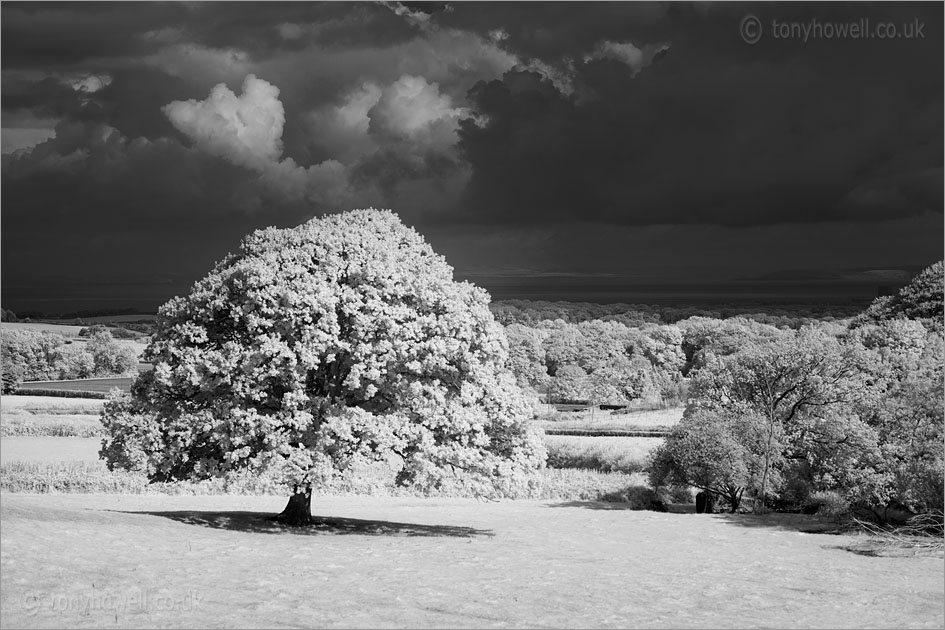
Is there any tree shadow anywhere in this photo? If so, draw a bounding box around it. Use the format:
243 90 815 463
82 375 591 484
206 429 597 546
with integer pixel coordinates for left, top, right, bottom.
711 512 845 534
106 510 493 538
545 500 671 513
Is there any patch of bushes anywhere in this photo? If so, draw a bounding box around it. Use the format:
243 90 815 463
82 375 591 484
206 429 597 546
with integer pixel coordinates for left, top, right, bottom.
804 490 851 521
599 485 668 511
2 327 138 382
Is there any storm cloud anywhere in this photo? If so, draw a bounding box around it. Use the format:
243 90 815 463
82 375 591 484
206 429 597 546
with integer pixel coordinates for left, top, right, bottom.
1 2 942 313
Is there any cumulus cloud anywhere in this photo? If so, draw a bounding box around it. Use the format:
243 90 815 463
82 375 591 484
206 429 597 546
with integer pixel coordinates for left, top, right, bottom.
368 75 465 149
162 74 353 207
64 73 113 93
584 40 670 76
163 74 285 169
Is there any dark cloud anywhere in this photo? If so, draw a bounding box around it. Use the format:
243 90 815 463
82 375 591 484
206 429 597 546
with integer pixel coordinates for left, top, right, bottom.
0 2 186 69
455 2 943 227
1 2 942 313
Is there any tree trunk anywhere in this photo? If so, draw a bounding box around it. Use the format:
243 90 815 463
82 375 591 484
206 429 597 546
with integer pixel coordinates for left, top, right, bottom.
757 410 777 514
273 485 314 526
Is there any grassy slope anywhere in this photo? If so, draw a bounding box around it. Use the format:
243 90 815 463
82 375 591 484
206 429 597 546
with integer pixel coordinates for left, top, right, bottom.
1 494 942 629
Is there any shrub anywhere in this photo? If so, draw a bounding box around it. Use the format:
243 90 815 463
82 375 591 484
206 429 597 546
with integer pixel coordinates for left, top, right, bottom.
805 490 851 521
2 366 22 394
599 485 668 511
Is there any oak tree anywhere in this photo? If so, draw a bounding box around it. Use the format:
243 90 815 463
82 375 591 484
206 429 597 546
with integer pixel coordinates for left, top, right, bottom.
101 209 545 525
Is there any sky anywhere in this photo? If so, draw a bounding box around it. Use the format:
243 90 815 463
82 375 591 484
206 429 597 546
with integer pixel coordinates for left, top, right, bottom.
2 1 942 314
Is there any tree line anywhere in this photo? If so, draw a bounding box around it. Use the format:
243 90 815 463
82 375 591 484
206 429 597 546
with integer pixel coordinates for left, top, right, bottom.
1 327 139 391
648 262 943 517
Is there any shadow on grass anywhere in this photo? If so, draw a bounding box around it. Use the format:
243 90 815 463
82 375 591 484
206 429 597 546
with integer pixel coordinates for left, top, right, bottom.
546 500 681 513
107 510 493 538
711 512 844 534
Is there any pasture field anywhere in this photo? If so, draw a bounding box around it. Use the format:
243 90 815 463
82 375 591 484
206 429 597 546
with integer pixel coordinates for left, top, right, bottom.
544 435 663 473
1 493 942 629
1 322 87 337
0 436 648 500
1 437 102 462
1 397 105 438
17 377 135 394
1 395 106 413
541 407 684 433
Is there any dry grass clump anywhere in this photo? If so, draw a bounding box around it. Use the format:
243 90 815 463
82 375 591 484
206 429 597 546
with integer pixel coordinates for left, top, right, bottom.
543 435 662 474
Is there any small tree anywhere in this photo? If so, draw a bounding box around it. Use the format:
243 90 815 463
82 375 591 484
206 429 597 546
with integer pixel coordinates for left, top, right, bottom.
689 325 867 511
2 364 22 394
85 329 137 375
101 209 546 525
649 410 768 513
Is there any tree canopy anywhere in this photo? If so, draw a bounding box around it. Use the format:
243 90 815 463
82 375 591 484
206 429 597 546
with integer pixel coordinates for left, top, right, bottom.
101 209 545 522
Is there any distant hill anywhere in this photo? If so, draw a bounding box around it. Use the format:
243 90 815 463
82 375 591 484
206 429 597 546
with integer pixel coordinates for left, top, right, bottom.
852 261 944 331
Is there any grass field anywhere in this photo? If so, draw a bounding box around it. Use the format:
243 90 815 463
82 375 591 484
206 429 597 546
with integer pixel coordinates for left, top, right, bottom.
1 322 88 336
1 407 941 628
2 395 106 413
1 437 102 462
1 397 106 437
0 436 650 501
544 435 663 473
1 493 941 629
17 377 135 394
541 407 684 433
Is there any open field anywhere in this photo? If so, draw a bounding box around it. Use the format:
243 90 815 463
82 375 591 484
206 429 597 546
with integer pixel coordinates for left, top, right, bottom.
544 435 663 473
2 396 106 413
541 407 684 433
1 437 101 462
17 377 135 394
0 436 650 501
1 397 105 437
1 493 942 629
1 322 87 337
